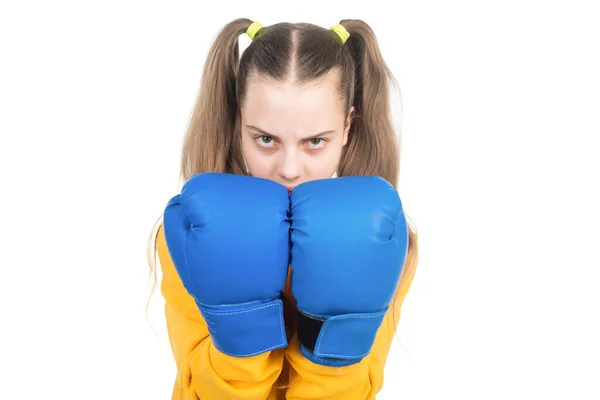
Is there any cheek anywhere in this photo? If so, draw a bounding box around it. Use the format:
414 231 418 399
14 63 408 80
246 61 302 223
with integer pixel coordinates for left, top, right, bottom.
240 134 252 158
307 141 344 177
241 135 258 160
241 137 273 174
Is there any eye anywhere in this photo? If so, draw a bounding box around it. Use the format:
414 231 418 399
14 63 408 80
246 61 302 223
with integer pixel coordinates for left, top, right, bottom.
306 138 326 149
256 136 276 148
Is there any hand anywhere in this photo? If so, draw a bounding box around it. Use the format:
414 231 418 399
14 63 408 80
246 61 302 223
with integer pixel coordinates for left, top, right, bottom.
289 176 409 366
163 173 291 357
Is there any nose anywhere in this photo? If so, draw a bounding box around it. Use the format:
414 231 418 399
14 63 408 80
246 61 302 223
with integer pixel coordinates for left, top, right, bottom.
277 149 302 183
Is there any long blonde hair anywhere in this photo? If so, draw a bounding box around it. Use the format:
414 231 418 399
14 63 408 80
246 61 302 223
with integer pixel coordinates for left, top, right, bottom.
146 17 418 335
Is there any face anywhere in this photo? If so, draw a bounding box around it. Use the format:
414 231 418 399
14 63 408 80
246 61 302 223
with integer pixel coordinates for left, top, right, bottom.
240 69 354 191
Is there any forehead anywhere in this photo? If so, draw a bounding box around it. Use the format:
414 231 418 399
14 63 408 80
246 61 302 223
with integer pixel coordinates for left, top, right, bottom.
242 70 345 135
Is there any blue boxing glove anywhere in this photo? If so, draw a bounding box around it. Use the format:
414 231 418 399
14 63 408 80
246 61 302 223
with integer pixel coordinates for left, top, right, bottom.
289 176 409 366
163 173 290 357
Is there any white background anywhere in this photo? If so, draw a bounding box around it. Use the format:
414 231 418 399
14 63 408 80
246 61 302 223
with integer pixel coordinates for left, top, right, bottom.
1 0 599 398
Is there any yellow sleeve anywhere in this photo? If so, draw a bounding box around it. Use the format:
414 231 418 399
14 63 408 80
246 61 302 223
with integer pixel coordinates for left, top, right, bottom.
284 253 418 400
156 224 285 400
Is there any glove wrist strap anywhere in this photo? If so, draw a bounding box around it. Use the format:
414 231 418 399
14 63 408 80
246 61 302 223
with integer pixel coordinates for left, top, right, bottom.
198 298 287 357
296 307 388 366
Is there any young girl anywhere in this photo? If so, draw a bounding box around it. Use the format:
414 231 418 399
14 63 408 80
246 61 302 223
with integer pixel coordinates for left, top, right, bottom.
148 18 419 400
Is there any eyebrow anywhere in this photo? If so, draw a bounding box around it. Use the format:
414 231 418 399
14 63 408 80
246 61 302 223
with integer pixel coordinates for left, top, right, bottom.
246 125 336 140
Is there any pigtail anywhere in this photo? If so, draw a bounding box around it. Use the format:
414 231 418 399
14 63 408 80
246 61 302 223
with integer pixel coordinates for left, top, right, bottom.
337 19 400 188
180 18 254 182
338 20 418 348
146 19 255 310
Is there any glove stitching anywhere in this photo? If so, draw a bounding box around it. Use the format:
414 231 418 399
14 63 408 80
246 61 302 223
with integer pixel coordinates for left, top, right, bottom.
182 222 196 295
207 301 286 357
301 346 357 366
197 299 270 308
382 212 409 305
200 301 280 316
219 338 286 357
298 309 325 322
316 313 382 358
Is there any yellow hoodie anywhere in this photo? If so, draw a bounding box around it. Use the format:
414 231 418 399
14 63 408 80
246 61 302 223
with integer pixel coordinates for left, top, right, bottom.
156 224 417 400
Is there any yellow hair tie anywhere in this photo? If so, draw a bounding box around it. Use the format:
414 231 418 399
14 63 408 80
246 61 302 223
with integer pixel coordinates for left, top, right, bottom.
330 24 350 44
246 21 263 40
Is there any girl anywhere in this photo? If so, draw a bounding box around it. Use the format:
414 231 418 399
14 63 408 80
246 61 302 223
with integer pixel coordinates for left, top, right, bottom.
148 18 419 400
